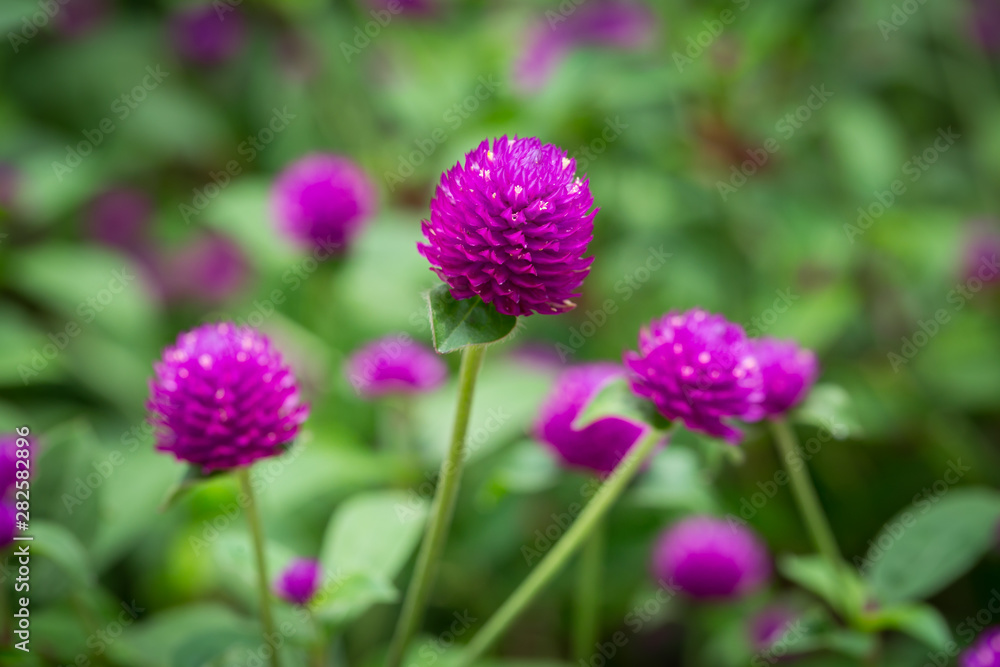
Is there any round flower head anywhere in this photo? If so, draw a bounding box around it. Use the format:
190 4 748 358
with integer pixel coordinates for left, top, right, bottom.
962 626 1000 667
751 338 818 417
0 503 15 549
148 323 309 471
534 364 651 476
625 309 764 444
344 336 447 398
165 233 250 303
962 223 1000 285
748 604 798 651
419 136 596 317
170 3 246 65
87 187 153 251
651 516 770 600
515 0 655 92
272 153 376 253
274 558 322 606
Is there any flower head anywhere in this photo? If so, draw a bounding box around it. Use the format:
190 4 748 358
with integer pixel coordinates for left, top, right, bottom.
515 0 655 92
625 309 763 444
651 515 770 600
274 558 322 606
534 364 651 475
751 338 818 416
272 153 376 253
962 223 1000 285
419 136 596 317
148 323 308 471
165 233 250 303
170 4 246 65
961 626 1000 667
0 503 15 550
87 187 153 251
0 435 31 498
344 336 447 398
748 604 798 651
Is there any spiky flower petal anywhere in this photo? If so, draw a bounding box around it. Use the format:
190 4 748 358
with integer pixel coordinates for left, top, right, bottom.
148 323 308 471
418 136 596 317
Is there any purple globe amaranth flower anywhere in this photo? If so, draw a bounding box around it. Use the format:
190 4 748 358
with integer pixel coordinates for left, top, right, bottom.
751 338 818 417
170 3 246 65
962 626 1000 667
0 503 15 550
274 558 322 606
534 363 652 476
272 153 376 254
87 187 153 251
148 323 309 471
625 309 764 444
748 604 799 651
418 136 596 317
652 515 771 600
962 223 1000 285
344 336 447 398
0 434 32 499
165 233 250 303
515 0 655 92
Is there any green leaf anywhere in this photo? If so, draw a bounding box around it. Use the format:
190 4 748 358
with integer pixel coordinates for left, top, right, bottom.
159 465 228 512
861 603 952 651
424 285 517 353
864 487 1000 603
571 376 652 431
625 447 716 512
793 384 861 439
319 490 429 580
481 439 559 502
172 628 263 667
778 554 866 618
311 572 398 625
33 521 95 588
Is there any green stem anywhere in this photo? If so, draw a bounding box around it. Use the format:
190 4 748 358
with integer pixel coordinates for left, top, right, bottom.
456 426 668 665
572 517 604 662
769 418 849 612
385 344 487 667
238 467 283 667
307 609 325 667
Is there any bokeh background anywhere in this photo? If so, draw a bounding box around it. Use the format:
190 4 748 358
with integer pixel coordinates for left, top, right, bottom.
1 0 1000 665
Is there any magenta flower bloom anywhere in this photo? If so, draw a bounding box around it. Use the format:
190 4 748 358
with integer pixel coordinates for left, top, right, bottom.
962 224 1000 285
148 323 309 471
0 503 15 550
962 626 1000 667
272 153 376 253
274 558 322 606
652 516 771 600
344 336 447 398
170 4 246 65
87 187 153 251
0 435 31 498
748 604 798 651
534 364 651 476
751 338 818 417
515 1 655 92
165 233 250 303
419 136 596 317
625 309 764 444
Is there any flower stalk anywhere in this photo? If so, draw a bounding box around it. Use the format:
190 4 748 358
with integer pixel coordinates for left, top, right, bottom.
238 467 282 667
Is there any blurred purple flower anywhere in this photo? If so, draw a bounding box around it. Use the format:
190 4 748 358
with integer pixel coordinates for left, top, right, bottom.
515 0 655 92
52 0 108 38
651 515 771 600
751 338 818 417
87 187 153 251
961 626 1000 667
148 323 309 471
971 0 1000 51
170 3 246 65
534 363 652 476
625 309 764 444
0 435 32 499
419 136 596 317
274 558 322 606
344 336 447 398
748 604 799 651
962 223 1000 285
272 153 376 254
165 233 250 303
0 503 15 550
